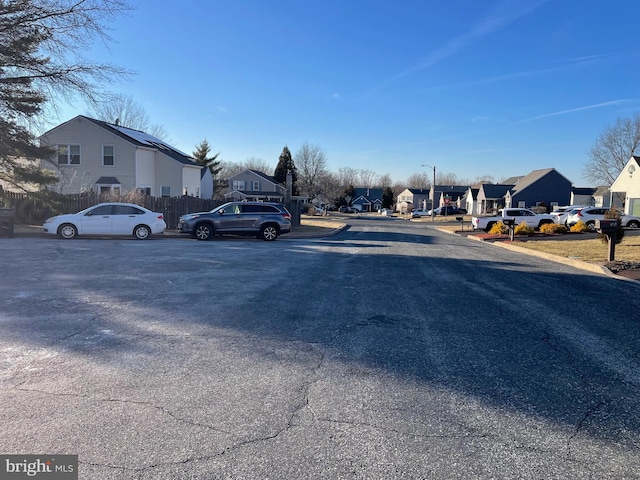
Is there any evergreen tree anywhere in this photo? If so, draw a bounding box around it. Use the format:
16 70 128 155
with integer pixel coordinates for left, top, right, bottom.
0 0 130 191
192 140 222 176
382 186 394 209
273 146 299 195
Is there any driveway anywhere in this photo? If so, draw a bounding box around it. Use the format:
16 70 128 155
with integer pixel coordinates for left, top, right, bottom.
1 218 639 479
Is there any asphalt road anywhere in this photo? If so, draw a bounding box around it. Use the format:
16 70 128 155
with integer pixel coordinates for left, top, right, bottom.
1 217 639 479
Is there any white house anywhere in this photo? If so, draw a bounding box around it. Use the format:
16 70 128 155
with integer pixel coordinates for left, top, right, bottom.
610 155 640 216
39 115 202 197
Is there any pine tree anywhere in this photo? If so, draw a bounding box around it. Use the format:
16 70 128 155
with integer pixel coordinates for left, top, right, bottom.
0 0 130 191
192 140 222 176
273 146 299 195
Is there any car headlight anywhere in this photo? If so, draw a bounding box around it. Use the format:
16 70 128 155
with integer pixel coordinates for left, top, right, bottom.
44 216 58 223
180 214 199 221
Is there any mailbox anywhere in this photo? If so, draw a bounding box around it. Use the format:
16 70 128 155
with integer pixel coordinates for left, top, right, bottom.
595 219 619 261
502 218 516 241
595 219 618 234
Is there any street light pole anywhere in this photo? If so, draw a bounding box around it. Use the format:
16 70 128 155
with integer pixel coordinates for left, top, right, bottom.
421 164 436 222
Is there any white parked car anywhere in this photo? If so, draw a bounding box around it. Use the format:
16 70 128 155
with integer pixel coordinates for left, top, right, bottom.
380 208 394 216
566 207 640 230
550 205 585 226
43 203 167 239
410 209 429 218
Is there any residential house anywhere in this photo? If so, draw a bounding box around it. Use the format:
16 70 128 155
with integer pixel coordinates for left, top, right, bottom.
396 188 430 213
593 186 613 208
432 185 470 209
610 155 640 216
504 168 572 211
39 115 202 197
570 187 597 207
461 187 480 215
476 183 514 214
352 188 383 212
224 169 286 202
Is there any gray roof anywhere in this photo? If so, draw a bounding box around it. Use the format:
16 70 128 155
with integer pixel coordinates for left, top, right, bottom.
480 183 515 199
95 176 120 184
509 168 571 194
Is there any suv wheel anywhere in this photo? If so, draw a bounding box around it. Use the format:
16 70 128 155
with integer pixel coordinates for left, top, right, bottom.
259 224 279 241
194 223 213 240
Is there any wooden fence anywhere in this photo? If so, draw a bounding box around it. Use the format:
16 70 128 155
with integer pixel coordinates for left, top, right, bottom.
0 192 223 229
0 191 302 229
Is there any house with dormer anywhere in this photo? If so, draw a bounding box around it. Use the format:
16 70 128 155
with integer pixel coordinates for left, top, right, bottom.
39 115 202 197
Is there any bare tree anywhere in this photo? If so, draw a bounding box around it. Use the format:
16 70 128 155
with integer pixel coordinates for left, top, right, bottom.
295 142 327 198
377 173 393 188
337 167 358 188
87 94 169 139
584 113 640 185
406 172 430 189
357 169 377 188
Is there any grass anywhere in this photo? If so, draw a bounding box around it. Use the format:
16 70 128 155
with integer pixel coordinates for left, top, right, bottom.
507 235 640 263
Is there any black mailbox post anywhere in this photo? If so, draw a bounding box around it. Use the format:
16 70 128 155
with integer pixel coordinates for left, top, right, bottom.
596 219 619 261
503 218 515 241
455 216 464 231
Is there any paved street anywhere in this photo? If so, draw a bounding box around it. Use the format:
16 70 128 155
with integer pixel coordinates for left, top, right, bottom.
1 217 639 479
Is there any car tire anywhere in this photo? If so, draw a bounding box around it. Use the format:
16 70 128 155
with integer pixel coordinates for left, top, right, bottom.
626 220 640 229
134 225 151 240
485 222 495 233
58 223 78 239
194 223 213 240
259 224 279 241
585 220 596 231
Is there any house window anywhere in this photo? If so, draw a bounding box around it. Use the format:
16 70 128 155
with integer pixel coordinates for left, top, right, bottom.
252 181 260 191
518 201 526 208
138 187 151 196
102 145 115 166
161 186 171 197
232 180 246 190
57 145 81 165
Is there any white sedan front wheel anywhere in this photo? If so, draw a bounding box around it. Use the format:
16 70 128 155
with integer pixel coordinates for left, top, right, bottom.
58 223 78 239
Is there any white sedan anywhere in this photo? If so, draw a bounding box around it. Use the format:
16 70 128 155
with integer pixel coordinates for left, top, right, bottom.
43 203 167 239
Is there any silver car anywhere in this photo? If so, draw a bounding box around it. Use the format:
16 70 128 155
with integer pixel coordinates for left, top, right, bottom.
178 201 292 241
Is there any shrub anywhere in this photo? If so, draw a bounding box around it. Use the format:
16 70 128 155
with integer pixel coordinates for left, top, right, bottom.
570 220 589 233
489 221 508 234
539 223 567 235
514 221 534 235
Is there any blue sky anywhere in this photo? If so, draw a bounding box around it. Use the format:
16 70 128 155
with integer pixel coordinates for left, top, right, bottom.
55 0 640 186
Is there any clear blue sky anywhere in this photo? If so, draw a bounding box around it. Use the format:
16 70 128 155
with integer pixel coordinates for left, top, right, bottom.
55 0 640 186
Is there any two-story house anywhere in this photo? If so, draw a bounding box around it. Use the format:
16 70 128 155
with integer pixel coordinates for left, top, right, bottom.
39 115 202 197
224 169 286 202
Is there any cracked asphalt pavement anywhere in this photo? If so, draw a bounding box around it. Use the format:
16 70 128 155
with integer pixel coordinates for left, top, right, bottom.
1 217 639 479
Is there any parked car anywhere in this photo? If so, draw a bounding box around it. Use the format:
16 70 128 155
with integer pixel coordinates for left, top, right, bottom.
178 201 291 241
380 208 394 216
410 209 430 218
550 205 586 226
42 203 166 239
339 206 357 213
428 205 467 216
566 207 640 230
